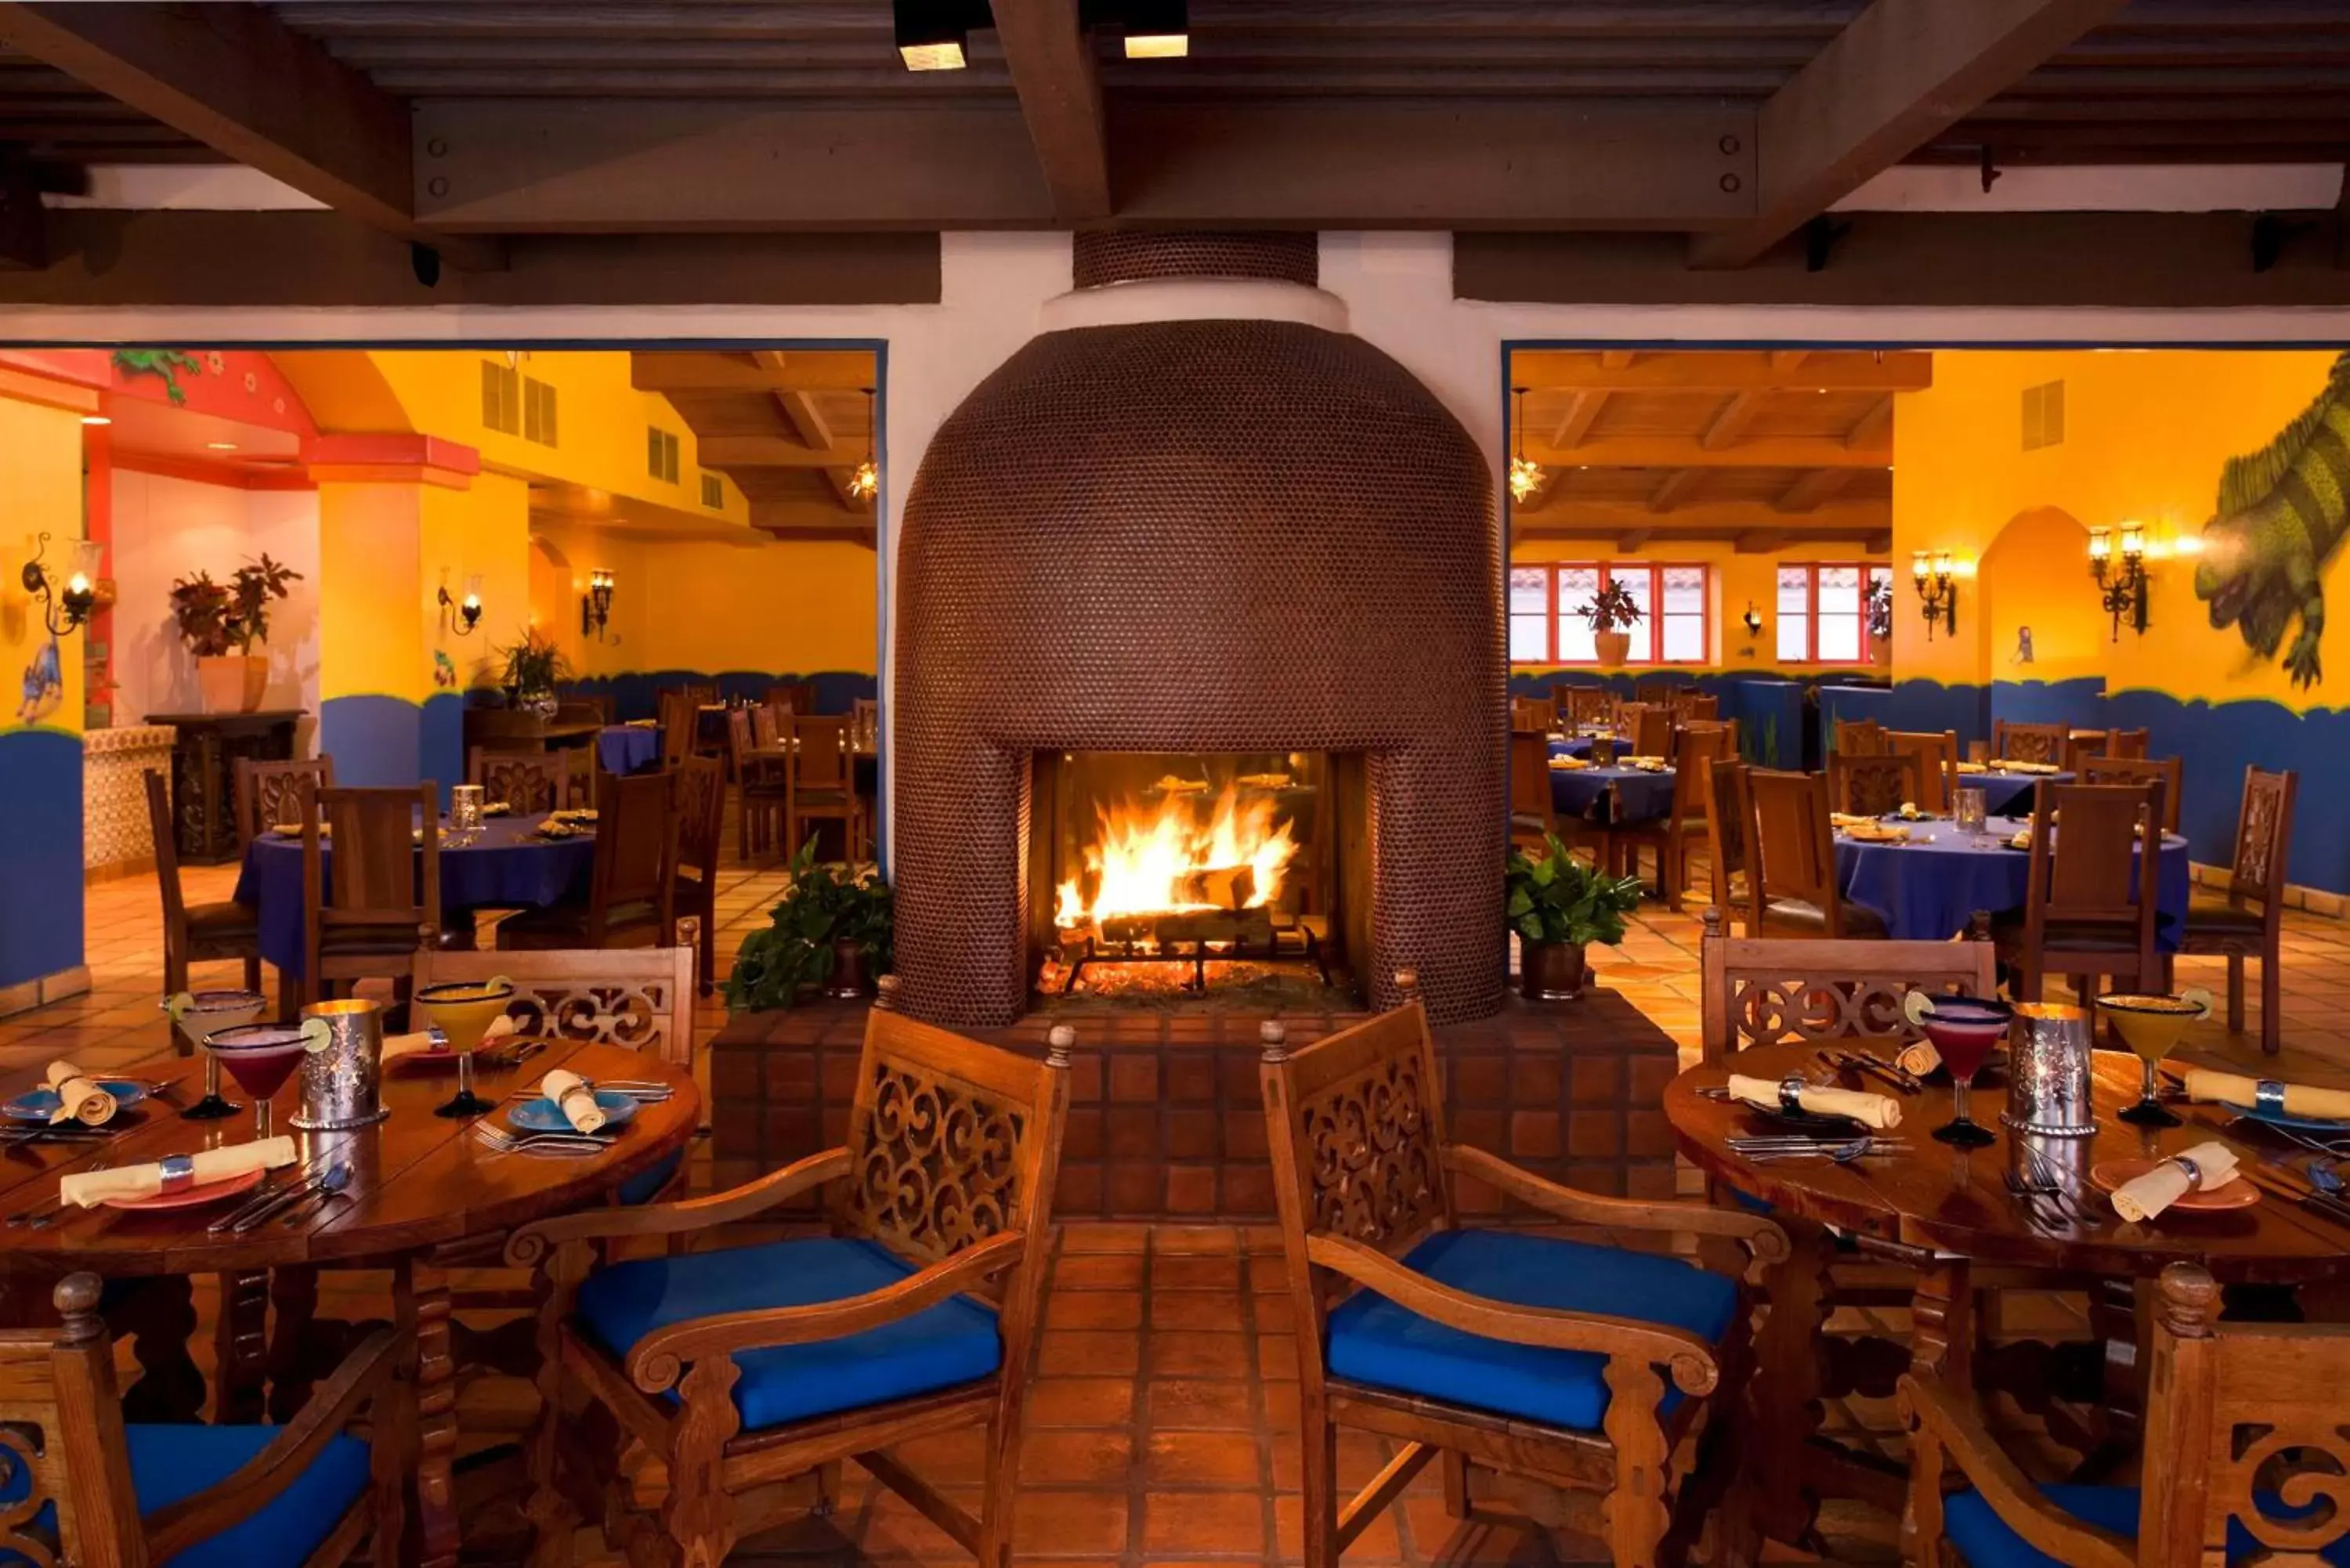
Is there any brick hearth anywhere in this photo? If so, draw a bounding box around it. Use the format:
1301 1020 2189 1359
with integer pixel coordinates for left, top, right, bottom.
708 993 1679 1220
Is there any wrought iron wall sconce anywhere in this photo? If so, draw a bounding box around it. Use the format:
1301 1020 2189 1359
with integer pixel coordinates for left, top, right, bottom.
1741 602 1764 638
1911 548 1958 640
581 569 616 641
436 573 483 637
2088 523 2149 640
20 532 103 638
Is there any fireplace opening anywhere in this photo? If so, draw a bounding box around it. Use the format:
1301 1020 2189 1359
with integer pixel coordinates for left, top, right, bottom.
1027 750 1367 1003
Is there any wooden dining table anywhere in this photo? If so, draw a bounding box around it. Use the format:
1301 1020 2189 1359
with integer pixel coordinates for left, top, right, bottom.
0 1038 700 1568
1665 1042 2350 1551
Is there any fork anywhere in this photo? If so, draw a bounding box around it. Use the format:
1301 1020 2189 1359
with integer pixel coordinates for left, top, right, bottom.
2021 1149 2092 1223
5 1161 108 1228
473 1125 613 1156
2003 1169 2065 1230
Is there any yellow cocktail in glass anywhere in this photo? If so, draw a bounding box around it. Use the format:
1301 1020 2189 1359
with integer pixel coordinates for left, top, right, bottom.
413 977 516 1118
2099 989 2212 1127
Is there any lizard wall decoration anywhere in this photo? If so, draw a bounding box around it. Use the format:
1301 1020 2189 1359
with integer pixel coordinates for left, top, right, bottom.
110 349 203 406
2195 351 2350 688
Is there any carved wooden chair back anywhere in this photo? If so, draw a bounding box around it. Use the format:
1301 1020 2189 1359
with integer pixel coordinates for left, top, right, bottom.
554 695 612 727
1993 719 2069 764
2103 726 2149 760
468 746 576 815
235 756 333 847
2223 767 2297 916
789 714 855 793
302 782 438 1002
750 700 783 750
1671 691 1718 721
2081 755 2184 835
1828 752 1921 818
1886 728 1959 812
1507 732 1557 842
1684 715 1740 753
657 690 698 771
1698 910 1995 1067
677 683 718 709
584 769 677 941
1748 768 1844 923
851 696 880 752
1667 722 1730 823
1633 677 1678 708
761 683 800 715
1701 757 1757 927
1509 695 1554 733
2019 783 2159 987
1557 685 1612 729
725 705 760 782
1622 703 1673 757
415 944 696 1067
671 753 726 885
1832 717 1889 756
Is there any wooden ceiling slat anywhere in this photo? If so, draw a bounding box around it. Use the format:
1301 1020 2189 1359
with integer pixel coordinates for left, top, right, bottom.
1515 350 1932 392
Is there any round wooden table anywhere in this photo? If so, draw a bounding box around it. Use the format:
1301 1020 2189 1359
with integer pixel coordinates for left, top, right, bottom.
1665 1042 2350 1549
0 1037 700 1568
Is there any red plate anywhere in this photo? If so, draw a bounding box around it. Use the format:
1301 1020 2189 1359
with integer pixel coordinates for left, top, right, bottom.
2090 1158 2261 1213
100 1165 269 1212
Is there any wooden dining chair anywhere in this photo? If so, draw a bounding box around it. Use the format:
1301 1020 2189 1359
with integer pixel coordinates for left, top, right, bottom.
1903 1262 2350 1568
507 984 1071 1568
1701 758 1757 934
750 699 783 750
2081 754 2184 835
1991 782 2160 1019
657 690 698 771
0 1273 401 1568
1510 694 1556 733
299 781 438 1009
2179 766 2297 1055
468 745 578 814
1748 768 1885 938
1618 723 1730 911
1991 719 2069 765
669 753 727 992
851 695 880 746
498 769 675 952
786 713 865 862
1831 717 1889 756
1632 676 1678 708
1671 690 1718 721
2103 726 2149 760
1557 685 1612 731
1828 752 1922 818
767 679 818 716
1619 703 1673 757
726 706 790 859
1886 728 1960 813
1508 730 1560 852
1698 911 1996 1068
1259 973 1784 1568
143 769 264 1020
233 755 333 848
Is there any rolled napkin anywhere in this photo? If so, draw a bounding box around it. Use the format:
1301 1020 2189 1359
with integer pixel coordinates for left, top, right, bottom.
1829 812 1877 829
1726 1072 1902 1131
1896 1040 1942 1078
60 1136 297 1209
540 1068 608 1134
2182 1068 2350 1123
42 1060 115 1126
2110 1141 2240 1223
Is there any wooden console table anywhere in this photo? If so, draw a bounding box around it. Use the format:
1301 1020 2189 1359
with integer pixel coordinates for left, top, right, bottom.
144 709 303 865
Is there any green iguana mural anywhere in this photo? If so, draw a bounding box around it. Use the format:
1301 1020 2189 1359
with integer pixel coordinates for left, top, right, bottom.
110 348 203 405
2195 351 2350 688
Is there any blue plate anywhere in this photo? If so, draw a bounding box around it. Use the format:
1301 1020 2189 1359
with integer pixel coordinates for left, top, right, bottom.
2220 1100 2350 1135
508 1091 639 1133
4 1079 147 1123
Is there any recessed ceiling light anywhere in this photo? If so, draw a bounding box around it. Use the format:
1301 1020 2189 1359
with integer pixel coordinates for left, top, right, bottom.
1125 31 1187 57
80 415 110 426
894 0 969 70
1119 0 1188 59
206 441 238 451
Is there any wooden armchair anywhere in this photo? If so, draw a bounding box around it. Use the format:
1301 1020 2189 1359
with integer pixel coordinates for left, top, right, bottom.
468 745 579 814
2180 766 2296 1054
1828 752 1921 817
1992 719 2069 765
1902 1262 2350 1568
657 690 699 771
506 985 1072 1568
233 755 333 849
1992 782 2160 1018
1260 974 1785 1568
0 1272 401 1567
1622 703 1673 758
786 713 866 862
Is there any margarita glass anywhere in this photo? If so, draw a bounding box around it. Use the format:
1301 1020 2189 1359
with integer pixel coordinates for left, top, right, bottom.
2099 990 2213 1128
1904 992 2015 1147
164 989 267 1120
203 1023 311 1140
414 976 517 1118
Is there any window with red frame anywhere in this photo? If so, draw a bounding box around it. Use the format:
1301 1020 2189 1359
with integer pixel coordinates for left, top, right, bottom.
1776 562 1893 664
1507 562 1710 665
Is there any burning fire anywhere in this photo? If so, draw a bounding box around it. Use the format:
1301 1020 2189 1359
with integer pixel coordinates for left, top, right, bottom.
1055 783 1300 930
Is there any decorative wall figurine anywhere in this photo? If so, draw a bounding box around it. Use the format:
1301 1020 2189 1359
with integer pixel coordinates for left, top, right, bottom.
110 349 203 405
2196 350 2350 687
17 635 60 724
2014 626 2034 664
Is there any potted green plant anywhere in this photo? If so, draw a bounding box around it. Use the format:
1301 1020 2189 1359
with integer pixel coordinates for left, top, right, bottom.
1578 581 1644 669
724 839 895 1009
170 554 300 713
494 626 571 724
1865 576 1893 667
1506 833 1643 1002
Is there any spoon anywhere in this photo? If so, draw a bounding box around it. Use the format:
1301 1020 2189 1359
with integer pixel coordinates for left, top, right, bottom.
277 1162 352 1227
1738 1136 1882 1165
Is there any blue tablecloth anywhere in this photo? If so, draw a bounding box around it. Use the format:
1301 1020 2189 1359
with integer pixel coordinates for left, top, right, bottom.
1954 768 2074 817
1546 735 1596 760
233 813 598 977
1549 765 1677 826
1834 815 2191 947
597 724 661 775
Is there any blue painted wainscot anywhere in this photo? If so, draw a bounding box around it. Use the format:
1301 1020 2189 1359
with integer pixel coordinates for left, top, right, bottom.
0 727 83 993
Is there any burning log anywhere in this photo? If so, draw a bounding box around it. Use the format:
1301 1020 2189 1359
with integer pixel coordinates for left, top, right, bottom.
1177 864 1256 911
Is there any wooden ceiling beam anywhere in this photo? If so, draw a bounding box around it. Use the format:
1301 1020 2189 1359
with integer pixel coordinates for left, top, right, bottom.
1598 349 1641 370
1773 468 1853 512
1735 531 1792 554
771 388 863 511
0 1 498 268
1846 394 1895 449
1616 528 1653 551
991 0 1112 222
1647 467 1705 512
697 434 864 468
749 499 875 547
1768 349 1810 370
1513 349 1932 392
1524 434 1886 469
631 352 876 393
1689 0 2133 269
1510 497 1889 531
1548 389 1610 450
1698 390 1766 451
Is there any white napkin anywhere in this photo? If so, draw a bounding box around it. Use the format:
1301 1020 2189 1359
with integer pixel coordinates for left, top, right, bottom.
2110 1140 2240 1223
61 1136 296 1208
43 1060 115 1126
2183 1068 2350 1123
1896 1041 1942 1078
1727 1072 1902 1131
539 1069 607 1133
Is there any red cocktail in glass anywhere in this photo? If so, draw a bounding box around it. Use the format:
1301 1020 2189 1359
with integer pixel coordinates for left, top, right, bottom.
203 1024 311 1140
1911 995 2014 1147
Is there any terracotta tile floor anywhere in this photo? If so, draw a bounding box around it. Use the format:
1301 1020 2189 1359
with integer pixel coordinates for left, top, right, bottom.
16 835 2350 1563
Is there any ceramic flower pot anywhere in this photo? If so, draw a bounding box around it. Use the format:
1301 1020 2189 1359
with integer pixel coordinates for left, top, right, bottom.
1520 939 1590 1003
824 938 873 1000
197 654 265 714
1593 630 1632 669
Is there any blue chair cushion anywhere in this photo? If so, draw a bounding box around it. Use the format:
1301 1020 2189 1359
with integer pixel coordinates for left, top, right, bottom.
576 1235 1002 1433
1322 1228 1739 1433
0 1423 371 1568
1945 1483 2350 1567
616 1147 685 1206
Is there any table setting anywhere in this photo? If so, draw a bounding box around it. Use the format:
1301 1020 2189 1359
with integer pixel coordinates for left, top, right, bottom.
1549 756 1676 823
598 722 663 775
1951 761 2075 816
1831 811 2191 944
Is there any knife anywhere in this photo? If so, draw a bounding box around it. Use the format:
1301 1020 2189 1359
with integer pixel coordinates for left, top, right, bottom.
226 1169 331 1234
209 1163 315 1234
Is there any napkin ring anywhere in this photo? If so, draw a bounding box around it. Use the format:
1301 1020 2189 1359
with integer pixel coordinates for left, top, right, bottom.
2169 1154 2204 1190
1777 1075 1809 1115
158 1154 196 1194
424 1025 451 1053
2256 1080 2287 1115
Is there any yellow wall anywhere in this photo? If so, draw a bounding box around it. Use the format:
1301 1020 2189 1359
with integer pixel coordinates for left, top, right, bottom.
318 480 425 705
421 471 532 690
527 519 652 680
0 396 90 734
642 537 878 674
1891 349 2343 706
